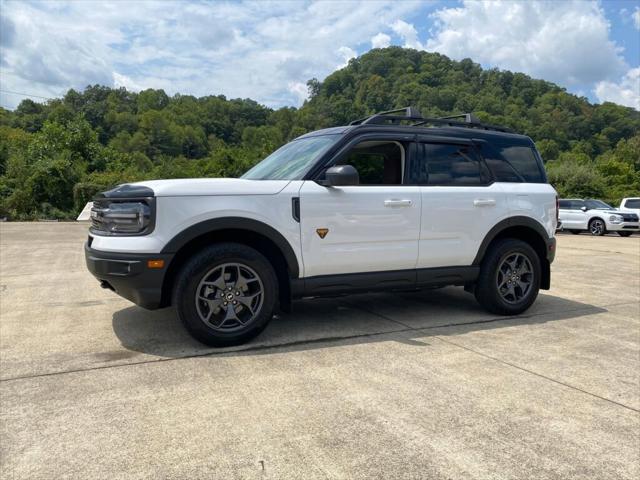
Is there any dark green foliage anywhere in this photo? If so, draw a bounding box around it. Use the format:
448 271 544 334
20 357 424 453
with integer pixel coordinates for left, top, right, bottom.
1 47 638 219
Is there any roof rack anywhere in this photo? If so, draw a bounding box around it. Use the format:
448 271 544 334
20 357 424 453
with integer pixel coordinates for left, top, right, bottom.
349 107 424 126
349 106 513 133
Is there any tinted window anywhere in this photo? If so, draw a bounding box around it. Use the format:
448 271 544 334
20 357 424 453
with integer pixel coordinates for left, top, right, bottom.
419 143 484 186
624 199 640 209
477 143 522 182
562 200 585 210
338 141 404 185
585 199 613 210
499 146 545 183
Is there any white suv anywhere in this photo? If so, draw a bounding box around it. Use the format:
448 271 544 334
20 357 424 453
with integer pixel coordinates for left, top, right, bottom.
558 198 639 237
85 108 558 346
619 197 640 217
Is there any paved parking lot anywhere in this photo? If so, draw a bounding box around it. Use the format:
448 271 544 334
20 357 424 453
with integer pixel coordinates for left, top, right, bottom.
1 223 638 479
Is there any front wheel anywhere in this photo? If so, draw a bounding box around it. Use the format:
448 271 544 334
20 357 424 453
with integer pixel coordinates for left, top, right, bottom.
474 238 541 315
617 231 633 237
173 243 278 347
589 218 606 236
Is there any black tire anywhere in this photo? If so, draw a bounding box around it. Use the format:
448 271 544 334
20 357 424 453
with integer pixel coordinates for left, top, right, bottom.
474 238 541 315
173 243 278 347
589 218 606 236
617 231 633 237
569 230 582 235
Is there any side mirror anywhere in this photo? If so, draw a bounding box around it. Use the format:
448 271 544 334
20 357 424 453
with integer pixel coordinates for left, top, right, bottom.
580 206 588 212
321 165 359 187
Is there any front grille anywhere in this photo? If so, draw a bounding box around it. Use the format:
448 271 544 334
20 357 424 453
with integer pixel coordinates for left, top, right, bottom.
90 200 109 232
620 213 639 222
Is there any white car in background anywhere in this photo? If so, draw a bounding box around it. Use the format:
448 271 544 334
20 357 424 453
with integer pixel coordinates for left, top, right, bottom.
558 198 639 237
619 197 640 217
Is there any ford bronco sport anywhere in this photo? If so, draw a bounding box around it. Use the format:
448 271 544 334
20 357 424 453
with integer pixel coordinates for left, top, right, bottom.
85 107 558 346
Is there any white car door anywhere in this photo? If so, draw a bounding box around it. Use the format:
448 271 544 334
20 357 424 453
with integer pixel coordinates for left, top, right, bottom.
412 139 508 268
562 200 588 229
299 137 421 278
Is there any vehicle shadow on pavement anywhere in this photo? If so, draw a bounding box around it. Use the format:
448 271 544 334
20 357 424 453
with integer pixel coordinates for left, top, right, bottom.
111 287 607 359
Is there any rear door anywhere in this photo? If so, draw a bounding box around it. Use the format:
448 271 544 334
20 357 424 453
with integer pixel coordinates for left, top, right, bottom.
411 137 508 268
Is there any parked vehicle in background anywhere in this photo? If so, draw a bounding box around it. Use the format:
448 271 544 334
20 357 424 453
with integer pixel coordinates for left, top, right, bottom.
558 199 639 236
619 197 640 217
85 107 558 347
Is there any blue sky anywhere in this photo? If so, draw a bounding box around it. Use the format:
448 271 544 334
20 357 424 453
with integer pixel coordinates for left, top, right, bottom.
1 0 639 110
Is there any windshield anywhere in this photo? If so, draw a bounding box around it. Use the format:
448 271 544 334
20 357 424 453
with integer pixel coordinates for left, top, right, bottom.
585 199 614 210
242 134 341 180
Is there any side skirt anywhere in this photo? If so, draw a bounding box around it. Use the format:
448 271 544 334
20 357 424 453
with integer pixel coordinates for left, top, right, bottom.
291 266 479 299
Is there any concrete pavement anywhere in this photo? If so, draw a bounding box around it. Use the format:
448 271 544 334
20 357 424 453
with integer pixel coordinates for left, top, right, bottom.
1 223 638 479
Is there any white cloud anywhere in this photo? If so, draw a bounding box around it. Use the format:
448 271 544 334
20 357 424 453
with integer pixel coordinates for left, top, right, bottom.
112 72 145 92
337 46 357 69
633 7 640 30
287 81 309 105
0 0 423 109
391 20 423 49
594 68 640 110
425 0 627 87
371 32 391 49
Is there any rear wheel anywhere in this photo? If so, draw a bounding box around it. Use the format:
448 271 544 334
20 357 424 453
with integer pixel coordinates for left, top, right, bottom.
617 231 633 237
569 230 581 235
173 243 278 347
589 218 606 236
474 238 541 315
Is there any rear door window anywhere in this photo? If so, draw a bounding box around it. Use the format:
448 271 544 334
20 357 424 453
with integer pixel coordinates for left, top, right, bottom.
624 199 640 209
414 143 487 186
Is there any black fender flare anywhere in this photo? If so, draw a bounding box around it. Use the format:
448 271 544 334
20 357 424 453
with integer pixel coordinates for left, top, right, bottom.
161 217 300 278
473 216 553 266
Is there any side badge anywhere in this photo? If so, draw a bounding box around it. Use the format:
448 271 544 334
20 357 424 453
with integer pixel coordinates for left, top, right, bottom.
316 228 329 239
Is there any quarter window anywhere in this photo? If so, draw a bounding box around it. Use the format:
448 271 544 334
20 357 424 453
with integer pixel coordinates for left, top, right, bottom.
479 143 546 183
499 146 545 183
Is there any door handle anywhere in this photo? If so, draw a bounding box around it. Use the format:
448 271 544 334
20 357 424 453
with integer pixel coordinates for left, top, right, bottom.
384 199 413 208
473 199 496 207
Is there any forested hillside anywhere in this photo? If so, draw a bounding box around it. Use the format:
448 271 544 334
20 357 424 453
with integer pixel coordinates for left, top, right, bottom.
1 47 638 219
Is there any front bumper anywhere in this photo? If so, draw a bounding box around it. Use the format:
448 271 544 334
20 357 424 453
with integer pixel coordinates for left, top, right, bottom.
85 243 173 309
606 221 640 232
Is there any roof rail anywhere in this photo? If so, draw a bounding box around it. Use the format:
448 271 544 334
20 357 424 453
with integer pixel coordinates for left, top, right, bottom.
349 106 513 133
349 106 424 126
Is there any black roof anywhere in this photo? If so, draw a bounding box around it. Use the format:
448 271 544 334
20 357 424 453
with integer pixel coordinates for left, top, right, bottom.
298 107 532 145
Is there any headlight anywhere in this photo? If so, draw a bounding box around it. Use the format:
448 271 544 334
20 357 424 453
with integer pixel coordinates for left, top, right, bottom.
609 214 623 224
90 199 154 235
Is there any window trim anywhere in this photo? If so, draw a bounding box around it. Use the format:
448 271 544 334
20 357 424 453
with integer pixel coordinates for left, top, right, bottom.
407 138 494 187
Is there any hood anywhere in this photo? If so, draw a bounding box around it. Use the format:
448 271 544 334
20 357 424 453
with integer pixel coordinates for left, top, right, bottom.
128 178 292 197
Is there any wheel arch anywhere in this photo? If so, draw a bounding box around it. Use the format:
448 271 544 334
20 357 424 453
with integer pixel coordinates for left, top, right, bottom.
159 217 300 309
473 217 553 290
